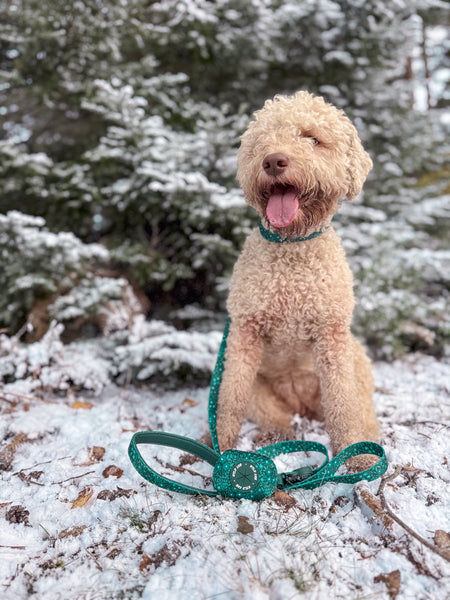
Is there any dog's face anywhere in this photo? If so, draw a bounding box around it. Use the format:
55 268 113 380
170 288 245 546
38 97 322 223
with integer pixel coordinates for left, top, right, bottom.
237 91 372 237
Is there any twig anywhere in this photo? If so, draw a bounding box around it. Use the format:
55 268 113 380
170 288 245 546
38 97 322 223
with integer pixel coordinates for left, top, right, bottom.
377 466 450 562
0 390 56 404
397 420 450 429
52 470 96 485
11 455 71 475
85 548 103 571
0 545 26 550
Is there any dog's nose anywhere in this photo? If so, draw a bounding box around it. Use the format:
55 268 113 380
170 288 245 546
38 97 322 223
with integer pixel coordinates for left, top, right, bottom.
262 153 289 177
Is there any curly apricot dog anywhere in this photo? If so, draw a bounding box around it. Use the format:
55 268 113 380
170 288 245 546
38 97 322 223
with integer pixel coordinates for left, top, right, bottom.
216 91 380 457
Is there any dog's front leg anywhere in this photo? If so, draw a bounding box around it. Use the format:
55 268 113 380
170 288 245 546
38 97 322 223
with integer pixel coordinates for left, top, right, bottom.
216 320 263 451
313 325 365 454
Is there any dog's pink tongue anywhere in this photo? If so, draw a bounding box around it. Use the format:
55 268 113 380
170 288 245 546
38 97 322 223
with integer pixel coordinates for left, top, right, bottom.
266 189 299 228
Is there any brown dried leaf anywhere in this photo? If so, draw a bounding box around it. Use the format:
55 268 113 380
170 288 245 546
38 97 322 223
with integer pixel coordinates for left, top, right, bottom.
374 570 401 599
140 543 181 571
90 446 105 462
5 504 30 525
59 525 87 539
97 487 135 501
434 530 450 548
0 433 29 471
237 515 254 534
181 398 198 408
71 401 94 410
354 485 393 530
72 446 106 467
102 465 123 479
179 452 199 466
273 489 297 509
71 487 94 509
140 553 152 572
17 470 44 485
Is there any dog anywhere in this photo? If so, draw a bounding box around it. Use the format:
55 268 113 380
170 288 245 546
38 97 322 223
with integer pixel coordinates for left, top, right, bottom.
216 91 380 459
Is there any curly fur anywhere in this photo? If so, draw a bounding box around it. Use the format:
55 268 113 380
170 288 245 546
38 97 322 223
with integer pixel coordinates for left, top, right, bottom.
216 91 379 456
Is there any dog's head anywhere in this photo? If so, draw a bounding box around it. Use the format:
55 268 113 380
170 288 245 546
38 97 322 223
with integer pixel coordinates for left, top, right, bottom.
237 91 372 237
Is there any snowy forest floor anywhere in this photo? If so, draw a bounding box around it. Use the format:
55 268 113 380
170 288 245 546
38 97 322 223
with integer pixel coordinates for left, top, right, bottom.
1 348 449 600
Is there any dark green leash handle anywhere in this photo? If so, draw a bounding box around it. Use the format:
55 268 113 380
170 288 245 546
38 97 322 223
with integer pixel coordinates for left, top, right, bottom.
128 431 387 501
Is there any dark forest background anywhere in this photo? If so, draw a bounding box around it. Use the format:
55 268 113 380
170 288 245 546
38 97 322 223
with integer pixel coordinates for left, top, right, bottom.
1 0 449 385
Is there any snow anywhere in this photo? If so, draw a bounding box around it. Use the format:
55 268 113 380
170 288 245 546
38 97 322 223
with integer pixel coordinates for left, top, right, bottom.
1 342 449 599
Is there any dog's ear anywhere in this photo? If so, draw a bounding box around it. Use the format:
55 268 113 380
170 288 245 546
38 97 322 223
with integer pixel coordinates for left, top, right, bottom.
345 124 373 201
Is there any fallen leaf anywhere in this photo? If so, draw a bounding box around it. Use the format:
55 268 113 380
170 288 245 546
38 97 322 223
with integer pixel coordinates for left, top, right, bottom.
179 452 199 466
71 401 94 410
72 446 106 467
17 470 44 485
181 398 198 408
140 543 181 571
402 465 425 473
273 489 297 509
59 525 87 539
5 504 30 525
434 530 450 548
102 465 123 479
354 484 393 530
71 487 94 509
90 446 105 462
374 570 401 599
97 487 135 501
140 553 152 572
237 515 254 534
0 433 29 471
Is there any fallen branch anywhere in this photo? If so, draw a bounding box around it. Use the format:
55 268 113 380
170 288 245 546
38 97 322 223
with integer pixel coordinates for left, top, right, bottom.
377 466 450 563
52 470 96 485
0 390 56 404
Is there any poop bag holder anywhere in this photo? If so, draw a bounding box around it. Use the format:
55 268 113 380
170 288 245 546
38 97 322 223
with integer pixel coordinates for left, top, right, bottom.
128 318 388 500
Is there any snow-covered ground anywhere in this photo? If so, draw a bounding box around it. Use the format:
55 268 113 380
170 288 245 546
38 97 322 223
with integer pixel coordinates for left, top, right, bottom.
1 346 449 599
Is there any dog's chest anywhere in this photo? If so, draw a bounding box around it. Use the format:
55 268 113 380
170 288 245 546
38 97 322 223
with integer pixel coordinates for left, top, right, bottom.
227 230 353 333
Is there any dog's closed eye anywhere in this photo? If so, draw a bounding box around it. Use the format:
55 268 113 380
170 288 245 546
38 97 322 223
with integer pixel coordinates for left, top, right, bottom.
295 133 320 146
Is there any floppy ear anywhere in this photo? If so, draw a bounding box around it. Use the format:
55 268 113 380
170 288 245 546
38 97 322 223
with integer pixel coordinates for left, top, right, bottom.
345 124 373 201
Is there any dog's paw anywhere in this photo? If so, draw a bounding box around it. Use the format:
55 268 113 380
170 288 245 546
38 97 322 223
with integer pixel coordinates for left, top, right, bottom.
344 454 379 474
253 427 295 448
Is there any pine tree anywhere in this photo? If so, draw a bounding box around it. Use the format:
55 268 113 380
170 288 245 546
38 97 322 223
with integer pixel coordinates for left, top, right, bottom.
1 0 448 360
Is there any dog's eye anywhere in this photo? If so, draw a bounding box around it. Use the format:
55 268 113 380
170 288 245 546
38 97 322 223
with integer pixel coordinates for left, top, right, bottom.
297 134 320 146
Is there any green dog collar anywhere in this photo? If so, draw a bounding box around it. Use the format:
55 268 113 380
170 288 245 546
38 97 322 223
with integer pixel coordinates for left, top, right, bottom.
258 219 330 243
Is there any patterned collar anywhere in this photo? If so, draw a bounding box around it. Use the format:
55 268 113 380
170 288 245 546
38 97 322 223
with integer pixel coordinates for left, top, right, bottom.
258 219 329 243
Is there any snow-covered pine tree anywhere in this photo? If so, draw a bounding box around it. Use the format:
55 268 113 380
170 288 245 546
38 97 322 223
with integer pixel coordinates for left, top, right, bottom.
1 0 448 361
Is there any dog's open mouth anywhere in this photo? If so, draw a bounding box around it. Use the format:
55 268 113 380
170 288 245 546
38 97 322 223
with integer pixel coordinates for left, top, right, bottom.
266 184 299 228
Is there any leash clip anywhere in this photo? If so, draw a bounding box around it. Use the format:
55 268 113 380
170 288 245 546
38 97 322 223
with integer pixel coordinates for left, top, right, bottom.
280 465 315 487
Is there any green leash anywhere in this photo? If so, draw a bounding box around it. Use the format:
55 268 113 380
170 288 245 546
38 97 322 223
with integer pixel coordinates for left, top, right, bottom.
128 318 387 500
128 225 388 501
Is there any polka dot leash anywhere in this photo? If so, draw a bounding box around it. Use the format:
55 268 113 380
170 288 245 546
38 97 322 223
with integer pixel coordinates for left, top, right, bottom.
128 317 388 500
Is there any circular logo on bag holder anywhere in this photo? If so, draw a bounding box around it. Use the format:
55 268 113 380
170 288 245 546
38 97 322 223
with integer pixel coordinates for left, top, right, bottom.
230 461 259 491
